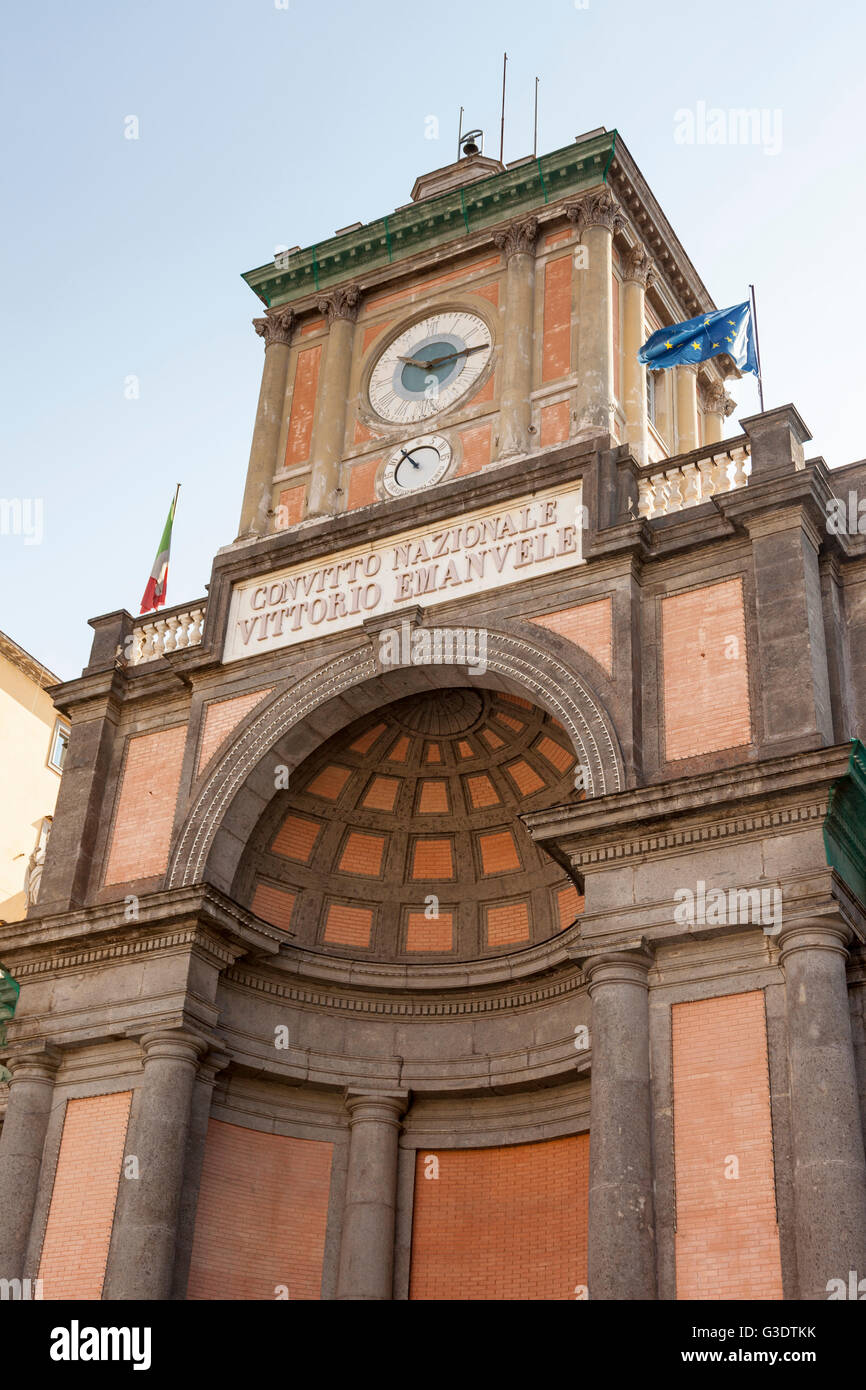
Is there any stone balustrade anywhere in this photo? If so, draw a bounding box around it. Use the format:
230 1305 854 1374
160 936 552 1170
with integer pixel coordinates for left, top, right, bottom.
129 605 206 665
637 440 751 520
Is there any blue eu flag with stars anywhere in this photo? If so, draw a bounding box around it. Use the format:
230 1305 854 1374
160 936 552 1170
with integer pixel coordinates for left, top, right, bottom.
638 300 759 375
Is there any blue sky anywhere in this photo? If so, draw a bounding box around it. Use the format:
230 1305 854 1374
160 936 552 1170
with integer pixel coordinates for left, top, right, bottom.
3 0 864 679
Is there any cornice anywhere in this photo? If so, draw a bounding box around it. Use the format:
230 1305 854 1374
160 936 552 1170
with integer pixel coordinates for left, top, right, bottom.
0 630 59 689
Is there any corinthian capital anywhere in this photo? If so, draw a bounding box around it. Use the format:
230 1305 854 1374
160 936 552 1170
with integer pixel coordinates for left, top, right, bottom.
566 187 624 237
317 285 361 324
492 215 539 260
253 308 295 348
621 243 654 287
704 380 727 414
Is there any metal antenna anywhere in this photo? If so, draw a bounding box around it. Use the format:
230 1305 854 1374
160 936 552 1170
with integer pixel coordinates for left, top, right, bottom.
499 52 508 163
533 76 539 157
457 106 464 161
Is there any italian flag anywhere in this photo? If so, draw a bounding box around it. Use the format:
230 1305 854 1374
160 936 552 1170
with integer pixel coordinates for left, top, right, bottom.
140 489 179 614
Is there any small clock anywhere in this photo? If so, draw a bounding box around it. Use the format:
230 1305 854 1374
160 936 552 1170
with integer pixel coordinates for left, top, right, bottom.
368 309 493 425
382 435 452 497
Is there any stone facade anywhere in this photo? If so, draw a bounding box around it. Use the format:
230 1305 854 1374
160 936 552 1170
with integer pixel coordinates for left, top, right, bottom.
2 130 866 1302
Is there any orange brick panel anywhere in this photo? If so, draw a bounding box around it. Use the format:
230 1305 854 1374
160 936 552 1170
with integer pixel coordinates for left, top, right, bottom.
38 1092 132 1299
251 882 296 931
276 483 305 529
271 813 321 862
556 882 584 929
339 831 385 876
673 992 783 1301
418 780 449 813
410 1135 589 1300
424 742 442 763
457 423 492 476
362 775 401 811
542 256 572 382
411 838 454 880
505 759 546 795
197 689 272 775
465 773 500 808
406 910 454 952
531 598 613 675
535 734 574 773
187 1120 332 1300
104 725 187 884
362 320 392 352
479 830 520 875
346 456 381 510
387 734 411 763
306 764 352 801
544 228 572 249
285 345 321 466
540 399 570 448
351 723 386 754
365 255 501 310
662 578 751 761
486 899 530 945
323 902 373 947
471 281 500 306
465 371 495 406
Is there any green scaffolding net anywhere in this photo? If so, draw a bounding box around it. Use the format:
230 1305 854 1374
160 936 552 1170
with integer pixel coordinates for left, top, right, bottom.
0 964 20 1083
823 739 866 908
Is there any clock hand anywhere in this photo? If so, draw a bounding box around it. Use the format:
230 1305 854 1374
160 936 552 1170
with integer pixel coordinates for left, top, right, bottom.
399 448 421 469
423 343 489 370
397 355 434 369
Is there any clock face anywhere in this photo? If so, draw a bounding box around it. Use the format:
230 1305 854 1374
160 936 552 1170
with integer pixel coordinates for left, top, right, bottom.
368 310 493 424
382 435 452 497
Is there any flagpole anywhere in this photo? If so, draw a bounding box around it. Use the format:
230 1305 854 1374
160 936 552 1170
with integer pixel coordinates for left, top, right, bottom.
172 481 181 515
749 283 765 413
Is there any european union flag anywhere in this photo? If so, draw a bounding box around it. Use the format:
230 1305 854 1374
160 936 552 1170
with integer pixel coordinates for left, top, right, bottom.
638 300 759 375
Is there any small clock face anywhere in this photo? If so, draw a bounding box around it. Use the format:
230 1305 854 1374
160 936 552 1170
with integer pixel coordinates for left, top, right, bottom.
382 435 452 497
368 310 493 424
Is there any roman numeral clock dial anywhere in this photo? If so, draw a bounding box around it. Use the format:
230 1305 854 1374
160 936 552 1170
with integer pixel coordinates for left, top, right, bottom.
367 310 492 425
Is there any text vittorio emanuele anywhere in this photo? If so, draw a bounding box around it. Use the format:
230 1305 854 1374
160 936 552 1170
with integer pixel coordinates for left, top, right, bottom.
224 487 584 662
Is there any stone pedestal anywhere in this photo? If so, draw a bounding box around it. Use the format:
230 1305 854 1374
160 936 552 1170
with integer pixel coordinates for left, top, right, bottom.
779 920 866 1299
584 950 657 1300
307 288 360 517
237 310 294 538
0 1044 61 1280
493 217 538 459
102 1028 208 1301
335 1089 408 1300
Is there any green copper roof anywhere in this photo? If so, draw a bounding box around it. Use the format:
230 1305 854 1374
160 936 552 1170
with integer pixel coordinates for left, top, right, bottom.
242 131 617 309
823 739 866 907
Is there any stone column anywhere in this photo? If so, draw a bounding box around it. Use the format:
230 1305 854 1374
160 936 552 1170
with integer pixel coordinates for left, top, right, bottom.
675 362 699 452
584 950 657 1300
307 286 360 518
620 245 654 466
0 1044 61 1280
237 309 295 539
492 216 538 459
703 379 727 446
103 1028 208 1301
568 188 622 438
336 1089 408 1301
778 920 866 1299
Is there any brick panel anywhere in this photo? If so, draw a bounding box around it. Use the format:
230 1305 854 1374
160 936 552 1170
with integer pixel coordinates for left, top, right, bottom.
542 256 572 382
362 320 392 353
387 734 411 762
530 598 613 675
424 742 442 763
251 882 296 931
323 902 373 947
673 992 783 1300
285 345 321 467
535 734 574 773
362 775 401 811
662 578 751 761
406 910 454 952
410 1135 589 1300
197 689 272 775
540 399 570 448
365 256 501 311
411 838 454 879
306 764 352 801
486 899 530 945
104 725 187 884
457 423 492 476
339 830 385 876
351 723 385 754
38 1092 131 1299
505 759 546 795
465 773 500 808
346 456 381 510
276 483 305 529
479 830 520 875
187 1120 332 1300
465 371 495 406
417 780 449 814
556 882 585 929
271 813 321 862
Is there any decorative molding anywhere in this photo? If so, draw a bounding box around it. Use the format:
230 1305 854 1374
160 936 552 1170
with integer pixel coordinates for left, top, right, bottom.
492 215 539 260
253 308 295 348
704 381 728 415
620 244 654 287
317 285 361 324
566 187 624 238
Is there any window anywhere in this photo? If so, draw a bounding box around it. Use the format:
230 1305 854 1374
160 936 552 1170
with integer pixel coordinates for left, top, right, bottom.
48 718 69 773
647 369 657 426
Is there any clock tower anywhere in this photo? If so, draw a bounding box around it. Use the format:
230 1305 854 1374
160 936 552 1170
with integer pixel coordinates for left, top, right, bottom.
4 128 866 1306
